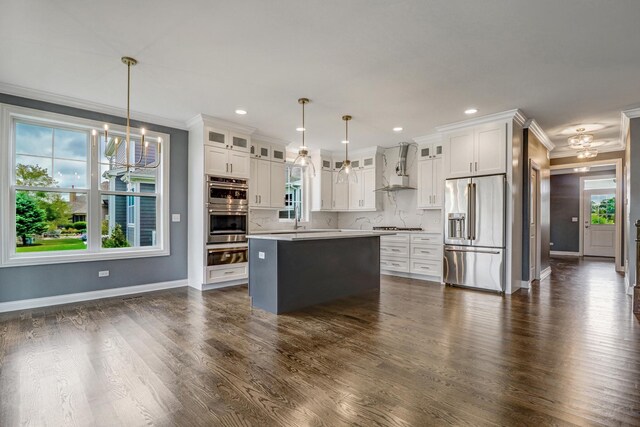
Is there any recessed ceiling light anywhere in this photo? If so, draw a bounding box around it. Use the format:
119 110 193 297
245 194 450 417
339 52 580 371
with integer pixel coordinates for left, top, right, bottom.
296 127 306 132
464 108 478 115
393 127 403 132
235 109 247 115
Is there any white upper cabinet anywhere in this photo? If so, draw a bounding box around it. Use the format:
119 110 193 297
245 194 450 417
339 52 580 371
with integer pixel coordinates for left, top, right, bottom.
204 145 229 177
474 122 506 175
417 156 444 209
332 172 349 210
203 126 250 178
446 130 475 178
248 141 287 209
360 168 377 210
269 161 286 209
444 121 506 178
229 132 251 153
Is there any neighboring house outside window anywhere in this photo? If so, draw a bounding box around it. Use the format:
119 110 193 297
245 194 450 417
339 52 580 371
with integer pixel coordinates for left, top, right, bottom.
279 163 308 221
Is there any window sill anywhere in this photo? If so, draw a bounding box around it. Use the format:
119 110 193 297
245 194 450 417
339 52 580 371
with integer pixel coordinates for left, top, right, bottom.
1 247 170 268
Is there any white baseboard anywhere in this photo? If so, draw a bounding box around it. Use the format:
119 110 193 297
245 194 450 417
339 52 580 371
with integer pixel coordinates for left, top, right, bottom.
0 279 188 313
550 251 581 257
540 267 552 280
628 284 635 296
520 280 531 289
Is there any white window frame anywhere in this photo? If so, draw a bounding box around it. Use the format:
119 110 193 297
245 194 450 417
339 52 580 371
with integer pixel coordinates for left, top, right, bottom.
278 162 310 223
0 104 170 267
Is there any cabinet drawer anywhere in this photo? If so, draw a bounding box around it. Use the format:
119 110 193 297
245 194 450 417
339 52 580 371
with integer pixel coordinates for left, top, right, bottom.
206 264 248 284
380 257 409 273
410 234 442 245
380 244 409 257
381 235 410 244
410 245 442 260
410 260 441 276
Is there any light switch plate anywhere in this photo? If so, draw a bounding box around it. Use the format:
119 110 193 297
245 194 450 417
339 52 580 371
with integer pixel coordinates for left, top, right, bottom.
571 217 578 222
98 270 109 277
172 214 181 222
258 252 265 259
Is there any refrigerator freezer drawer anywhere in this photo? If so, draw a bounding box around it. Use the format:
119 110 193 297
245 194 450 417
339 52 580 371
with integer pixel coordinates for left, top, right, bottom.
443 246 504 292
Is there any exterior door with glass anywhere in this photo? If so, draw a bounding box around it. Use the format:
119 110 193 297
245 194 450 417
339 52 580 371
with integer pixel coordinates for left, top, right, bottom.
583 189 615 257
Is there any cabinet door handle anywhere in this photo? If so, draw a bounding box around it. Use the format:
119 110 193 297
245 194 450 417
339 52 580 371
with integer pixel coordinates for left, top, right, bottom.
475 162 478 172
469 162 472 173
231 163 233 173
226 163 229 172
259 195 261 203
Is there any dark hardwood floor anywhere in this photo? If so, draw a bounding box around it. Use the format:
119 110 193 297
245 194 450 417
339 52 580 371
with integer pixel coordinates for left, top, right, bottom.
1 258 639 426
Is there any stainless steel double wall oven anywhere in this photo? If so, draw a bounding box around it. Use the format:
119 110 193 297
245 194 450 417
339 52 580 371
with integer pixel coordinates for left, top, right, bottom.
206 176 248 244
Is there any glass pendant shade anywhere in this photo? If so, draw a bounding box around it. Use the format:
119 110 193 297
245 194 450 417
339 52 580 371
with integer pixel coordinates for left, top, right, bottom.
292 98 315 176
337 160 357 184
336 115 357 185
577 148 598 159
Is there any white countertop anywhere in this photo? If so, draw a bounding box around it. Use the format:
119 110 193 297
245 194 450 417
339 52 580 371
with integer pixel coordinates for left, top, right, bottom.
247 230 395 241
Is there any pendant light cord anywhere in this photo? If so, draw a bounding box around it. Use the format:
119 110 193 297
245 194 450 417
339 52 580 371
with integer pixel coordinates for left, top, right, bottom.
302 101 305 148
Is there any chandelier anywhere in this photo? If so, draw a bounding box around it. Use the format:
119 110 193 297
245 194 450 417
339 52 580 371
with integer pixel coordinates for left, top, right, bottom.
568 127 597 159
336 115 357 184
293 97 316 176
99 56 162 173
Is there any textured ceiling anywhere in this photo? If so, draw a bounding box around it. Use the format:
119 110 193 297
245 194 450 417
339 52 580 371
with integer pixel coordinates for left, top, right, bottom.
1 0 639 154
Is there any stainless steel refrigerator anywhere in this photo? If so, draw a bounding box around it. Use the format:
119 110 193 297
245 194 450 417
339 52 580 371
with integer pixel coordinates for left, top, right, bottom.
443 174 505 292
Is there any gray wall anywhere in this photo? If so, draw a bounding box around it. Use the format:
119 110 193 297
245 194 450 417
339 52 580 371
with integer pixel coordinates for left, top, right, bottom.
0 93 188 303
522 128 551 281
550 170 614 252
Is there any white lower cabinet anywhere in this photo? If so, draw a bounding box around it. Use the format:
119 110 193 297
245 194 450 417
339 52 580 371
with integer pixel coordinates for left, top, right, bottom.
380 233 442 281
206 264 248 284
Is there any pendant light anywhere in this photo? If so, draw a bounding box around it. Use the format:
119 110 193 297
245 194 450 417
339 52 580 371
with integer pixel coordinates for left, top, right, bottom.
293 98 316 176
100 56 162 172
336 115 357 184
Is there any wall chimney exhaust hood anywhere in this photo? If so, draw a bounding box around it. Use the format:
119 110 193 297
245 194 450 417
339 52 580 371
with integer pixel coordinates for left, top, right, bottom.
375 142 416 192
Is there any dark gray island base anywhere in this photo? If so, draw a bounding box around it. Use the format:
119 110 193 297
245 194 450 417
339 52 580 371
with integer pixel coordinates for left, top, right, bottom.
248 233 382 314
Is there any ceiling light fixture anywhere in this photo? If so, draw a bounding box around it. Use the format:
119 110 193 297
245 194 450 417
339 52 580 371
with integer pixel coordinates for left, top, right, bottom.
296 127 306 132
464 108 478 115
235 109 247 115
101 57 161 172
336 115 357 185
577 148 598 159
568 128 594 148
393 127 403 132
293 98 316 176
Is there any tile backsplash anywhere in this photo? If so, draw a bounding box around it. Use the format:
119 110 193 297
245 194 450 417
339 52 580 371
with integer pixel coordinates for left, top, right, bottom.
249 209 338 232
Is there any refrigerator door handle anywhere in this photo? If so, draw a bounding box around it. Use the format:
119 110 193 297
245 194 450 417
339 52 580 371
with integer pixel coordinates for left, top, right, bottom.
471 183 477 240
466 183 472 240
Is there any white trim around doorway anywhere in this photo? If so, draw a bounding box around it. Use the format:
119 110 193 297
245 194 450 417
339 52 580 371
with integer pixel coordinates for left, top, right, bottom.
550 158 623 272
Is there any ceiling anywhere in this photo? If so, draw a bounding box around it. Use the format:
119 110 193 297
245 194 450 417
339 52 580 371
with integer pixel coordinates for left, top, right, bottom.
2 0 640 154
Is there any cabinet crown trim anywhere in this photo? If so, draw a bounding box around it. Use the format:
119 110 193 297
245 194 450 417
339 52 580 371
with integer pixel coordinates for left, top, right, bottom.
187 113 257 135
435 109 527 133
524 119 555 151
413 134 442 144
252 133 291 147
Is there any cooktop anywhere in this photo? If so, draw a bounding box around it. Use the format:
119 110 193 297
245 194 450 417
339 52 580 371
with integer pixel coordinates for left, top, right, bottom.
372 226 423 231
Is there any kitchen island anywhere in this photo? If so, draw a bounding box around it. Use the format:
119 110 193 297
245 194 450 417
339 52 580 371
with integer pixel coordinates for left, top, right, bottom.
248 231 388 314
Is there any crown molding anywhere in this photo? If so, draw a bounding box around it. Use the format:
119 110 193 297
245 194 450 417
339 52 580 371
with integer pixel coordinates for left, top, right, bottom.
0 81 188 130
435 109 527 133
524 119 555 151
622 107 640 119
187 113 257 135
251 132 291 147
413 133 442 145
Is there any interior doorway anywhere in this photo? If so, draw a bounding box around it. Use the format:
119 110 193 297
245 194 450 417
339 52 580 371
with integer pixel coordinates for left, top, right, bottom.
581 176 616 258
530 162 540 282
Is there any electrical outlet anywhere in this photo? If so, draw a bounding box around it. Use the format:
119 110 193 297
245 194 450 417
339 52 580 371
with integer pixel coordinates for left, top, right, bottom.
98 270 109 277
171 214 181 222
258 252 265 259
